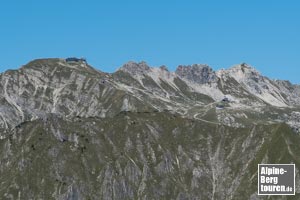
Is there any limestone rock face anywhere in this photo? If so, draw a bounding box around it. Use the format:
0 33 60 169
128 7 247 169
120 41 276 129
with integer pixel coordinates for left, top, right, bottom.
175 64 218 84
0 58 300 199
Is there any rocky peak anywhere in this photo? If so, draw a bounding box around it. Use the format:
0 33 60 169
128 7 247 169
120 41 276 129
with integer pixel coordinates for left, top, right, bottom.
224 63 263 83
159 65 169 72
275 80 294 90
21 58 62 71
118 61 151 76
19 58 101 77
175 64 218 84
230 63 259 73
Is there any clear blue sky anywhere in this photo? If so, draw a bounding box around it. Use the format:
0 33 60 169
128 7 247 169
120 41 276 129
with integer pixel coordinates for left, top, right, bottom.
1 0 299 83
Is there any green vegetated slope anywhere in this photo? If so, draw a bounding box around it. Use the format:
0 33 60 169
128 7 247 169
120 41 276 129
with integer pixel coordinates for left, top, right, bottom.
0 112 299 200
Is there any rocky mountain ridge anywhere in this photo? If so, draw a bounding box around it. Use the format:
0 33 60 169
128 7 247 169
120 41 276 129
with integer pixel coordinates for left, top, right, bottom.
1 58 299 136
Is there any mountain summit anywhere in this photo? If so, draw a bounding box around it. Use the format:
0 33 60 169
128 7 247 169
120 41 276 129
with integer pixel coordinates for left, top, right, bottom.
118 61 151 75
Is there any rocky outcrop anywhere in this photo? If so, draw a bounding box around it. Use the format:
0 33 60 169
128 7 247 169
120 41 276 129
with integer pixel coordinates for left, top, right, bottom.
175 64 218 84
118 61 150 76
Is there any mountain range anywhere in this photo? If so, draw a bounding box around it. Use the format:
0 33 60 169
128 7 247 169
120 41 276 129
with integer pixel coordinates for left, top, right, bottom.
0 58 299 199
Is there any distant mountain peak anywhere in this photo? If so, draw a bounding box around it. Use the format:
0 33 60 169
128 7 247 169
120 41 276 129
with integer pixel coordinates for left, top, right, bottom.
19 58 102 76
220 63 262 82
229 63 258 72
118 61 150 75
159 65 169 72
175 64 218 84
